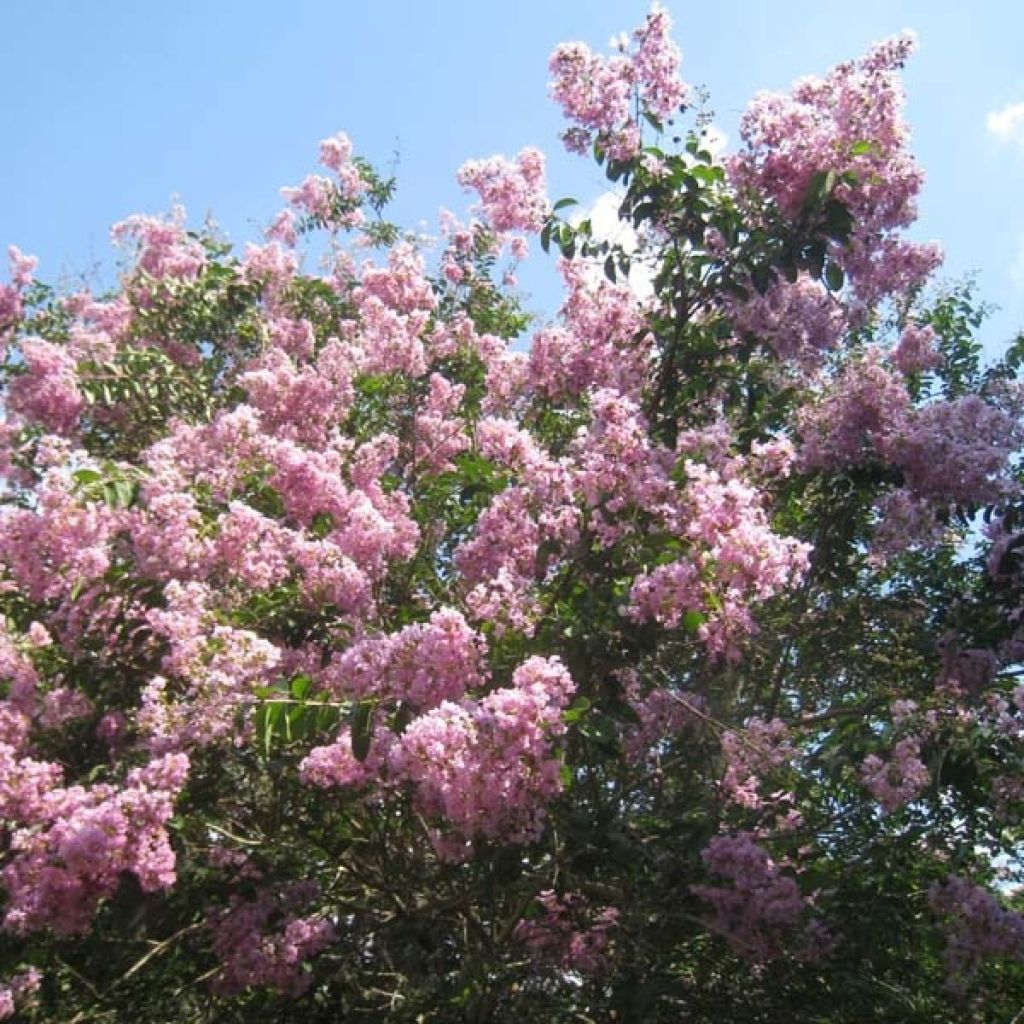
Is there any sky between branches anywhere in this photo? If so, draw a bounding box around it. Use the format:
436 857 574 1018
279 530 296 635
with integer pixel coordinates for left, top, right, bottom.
3 0 1023 346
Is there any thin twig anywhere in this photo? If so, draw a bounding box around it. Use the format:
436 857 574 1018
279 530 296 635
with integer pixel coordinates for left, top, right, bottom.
106 921 204 991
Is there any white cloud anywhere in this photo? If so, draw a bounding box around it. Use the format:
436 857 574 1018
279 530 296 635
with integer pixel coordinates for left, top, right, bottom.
585 192 635 248
570 127 728 302
699 125 728 158
987 101 1024 151
574 192 656 300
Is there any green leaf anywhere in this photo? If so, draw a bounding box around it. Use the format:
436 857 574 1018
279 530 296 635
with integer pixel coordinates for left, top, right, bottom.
824 261 845 292
751 264 776 295
113 479 136 508
642 111 664 132
681 609 705 634
805 240 827 279
290 674 313 700
552 197 578 212
351 700 375 762
822 198 855 242
310 510 334 539
256 701 284 756
563 695 592 726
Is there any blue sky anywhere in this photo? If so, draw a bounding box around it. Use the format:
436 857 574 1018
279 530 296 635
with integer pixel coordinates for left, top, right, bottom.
3 1 1023 347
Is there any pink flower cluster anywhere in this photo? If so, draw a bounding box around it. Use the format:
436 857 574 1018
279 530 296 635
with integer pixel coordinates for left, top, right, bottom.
729 33 941 306
411 372 470 474
514 890 619 975
622 676 704 759
527 260 653 401
391 656 575 854
6 336 85 435
928 876 1024 992
209 884 335 997
136 403 420 615
859 736 930 813
726 274 847 367
299 723 391 790
890 390 1024 507
461 387 808 661
799 350 1023 549
324 608 486 710
455 457 576 636
111 205 206 317
137 581 281 751
549 4 688 161
798 348 911 469
720 718 795 808
278 131 369 234
1 752 189 935
0 968 41 1021
239 341 357 448
0 622 41 719
572 388 677 545
457 147 549 236
305 657 575 855
891 322 942 376
0 469 121 609
627 459 810 660
350 243 438 378
0 245 38 360
693 832 817 962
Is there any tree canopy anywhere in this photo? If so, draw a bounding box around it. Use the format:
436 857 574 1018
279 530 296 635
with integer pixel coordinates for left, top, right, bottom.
1 7 1023 1022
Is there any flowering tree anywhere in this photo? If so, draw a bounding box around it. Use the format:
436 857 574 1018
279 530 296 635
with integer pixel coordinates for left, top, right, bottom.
2 8 1024 1022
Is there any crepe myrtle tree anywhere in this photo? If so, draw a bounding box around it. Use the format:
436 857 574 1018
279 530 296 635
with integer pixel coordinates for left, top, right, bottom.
2 7 1023 1022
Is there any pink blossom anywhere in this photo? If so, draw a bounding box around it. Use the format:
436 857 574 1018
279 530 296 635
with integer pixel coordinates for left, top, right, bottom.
1 753 189 935
859 736 930 812
627 460 809 659
137 582 281 751
726 274 846 367
0 968 41 1020
111 205 206 314
798 348 911 470
929 876 1024 992
38 687 93 729
622 678 704 759
515 890 618 975
721 718 795 809
0 246 37 358
6 337 85 434
265 208 298 247
729 32 941 304
323 608 486 709
299 726 391 790
549 5 688 161
457 147 550 235
693 832 820 962
528 260 653 401
7 245 38 289
390 656 575 852
209 885 334 996
891 322 942 375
